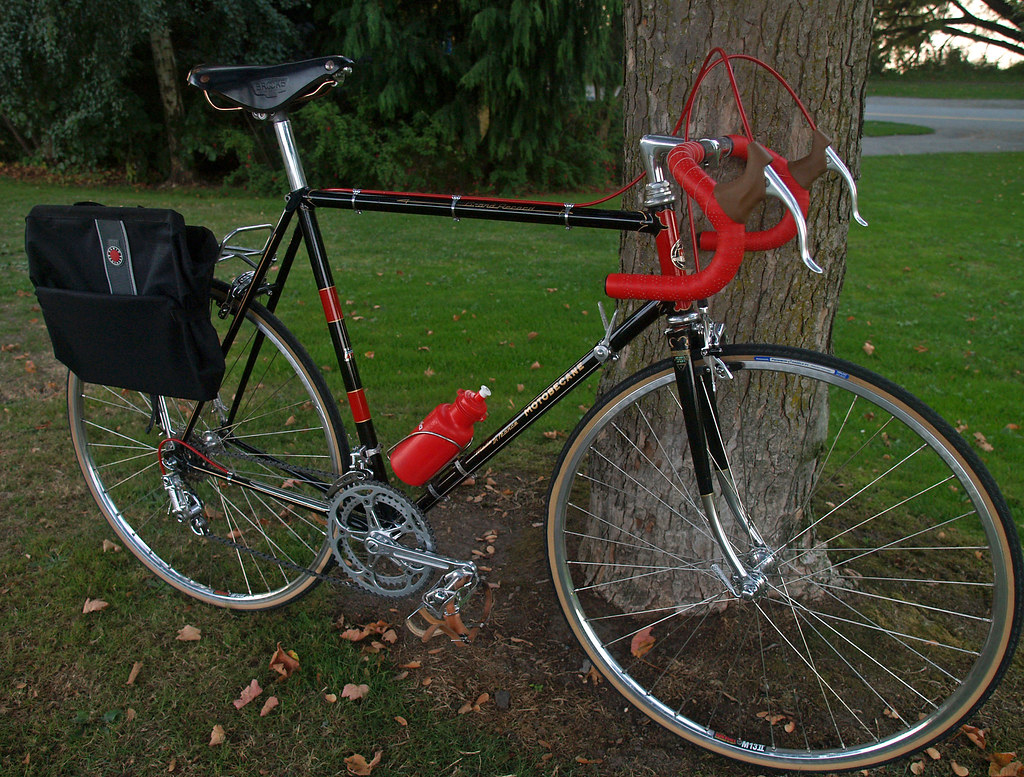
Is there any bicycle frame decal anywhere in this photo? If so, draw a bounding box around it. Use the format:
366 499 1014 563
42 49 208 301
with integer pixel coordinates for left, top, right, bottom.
318 286 344 323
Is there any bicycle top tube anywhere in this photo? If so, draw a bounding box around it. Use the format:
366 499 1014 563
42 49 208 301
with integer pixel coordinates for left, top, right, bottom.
305 188 662 234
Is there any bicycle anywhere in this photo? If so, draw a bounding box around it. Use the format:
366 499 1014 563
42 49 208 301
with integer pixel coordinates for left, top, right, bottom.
53 54 1020 771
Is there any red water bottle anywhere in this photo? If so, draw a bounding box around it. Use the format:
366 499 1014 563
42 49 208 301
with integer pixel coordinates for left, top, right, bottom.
390 386 491 486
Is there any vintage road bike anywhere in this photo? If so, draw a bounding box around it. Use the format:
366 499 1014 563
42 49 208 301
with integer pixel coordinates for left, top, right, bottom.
65 55 1022 770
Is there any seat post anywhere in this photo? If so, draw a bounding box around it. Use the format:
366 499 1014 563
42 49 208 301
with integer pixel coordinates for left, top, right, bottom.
272 113 308 191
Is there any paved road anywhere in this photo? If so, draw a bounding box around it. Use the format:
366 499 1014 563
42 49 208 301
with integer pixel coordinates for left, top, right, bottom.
862 96 1024 155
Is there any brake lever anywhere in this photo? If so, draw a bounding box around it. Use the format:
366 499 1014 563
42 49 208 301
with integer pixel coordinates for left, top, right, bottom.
764 166 822 274
825 146 868 227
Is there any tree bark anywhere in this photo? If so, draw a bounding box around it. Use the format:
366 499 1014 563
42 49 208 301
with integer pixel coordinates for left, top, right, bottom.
150 23 193 184
590 0 873 610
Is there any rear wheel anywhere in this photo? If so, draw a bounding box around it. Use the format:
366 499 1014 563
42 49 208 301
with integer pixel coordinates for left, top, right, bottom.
69 283 347 610
547 345 1021 770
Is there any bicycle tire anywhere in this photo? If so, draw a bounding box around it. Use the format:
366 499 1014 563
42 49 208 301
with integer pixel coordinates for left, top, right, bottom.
69 282 348 610
547 344 1021 771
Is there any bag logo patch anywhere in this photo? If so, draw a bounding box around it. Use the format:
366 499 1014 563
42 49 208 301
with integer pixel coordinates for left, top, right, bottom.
106 245 124 266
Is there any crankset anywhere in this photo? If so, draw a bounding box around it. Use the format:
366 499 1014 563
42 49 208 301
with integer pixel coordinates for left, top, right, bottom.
326 480 483 621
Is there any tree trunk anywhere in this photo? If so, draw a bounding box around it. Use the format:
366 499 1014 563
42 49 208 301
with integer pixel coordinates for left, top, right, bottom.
589 0 873 611
150 23 192 184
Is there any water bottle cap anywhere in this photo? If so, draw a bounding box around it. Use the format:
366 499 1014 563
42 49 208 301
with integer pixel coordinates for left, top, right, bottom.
478 385 491 399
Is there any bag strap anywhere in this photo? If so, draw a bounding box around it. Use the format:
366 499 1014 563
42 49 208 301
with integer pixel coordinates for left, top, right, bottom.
94 219 138 295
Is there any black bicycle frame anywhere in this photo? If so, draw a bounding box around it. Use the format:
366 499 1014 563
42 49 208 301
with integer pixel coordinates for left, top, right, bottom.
182 184 726 516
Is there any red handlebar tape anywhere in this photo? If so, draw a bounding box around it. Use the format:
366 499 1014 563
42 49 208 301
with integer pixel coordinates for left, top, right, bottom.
605 142 746 304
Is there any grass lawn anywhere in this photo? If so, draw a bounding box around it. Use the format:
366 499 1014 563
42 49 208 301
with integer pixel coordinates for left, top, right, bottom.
869 71 1024 99
863 119 935 136
1 149 1022 775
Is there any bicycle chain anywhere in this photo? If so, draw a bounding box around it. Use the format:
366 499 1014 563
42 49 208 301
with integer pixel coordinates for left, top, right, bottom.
193 443 356 589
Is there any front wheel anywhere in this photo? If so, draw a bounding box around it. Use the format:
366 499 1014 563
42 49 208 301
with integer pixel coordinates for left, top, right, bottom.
68 283 347 610
547 344 1021 771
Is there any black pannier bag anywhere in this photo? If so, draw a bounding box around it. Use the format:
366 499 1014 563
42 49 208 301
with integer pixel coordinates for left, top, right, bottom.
25 204 225 400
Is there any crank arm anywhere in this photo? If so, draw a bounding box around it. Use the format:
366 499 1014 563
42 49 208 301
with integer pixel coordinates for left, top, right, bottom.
364 531 477 575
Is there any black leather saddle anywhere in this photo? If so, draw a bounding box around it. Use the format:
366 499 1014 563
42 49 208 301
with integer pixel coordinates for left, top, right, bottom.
187 56 353 114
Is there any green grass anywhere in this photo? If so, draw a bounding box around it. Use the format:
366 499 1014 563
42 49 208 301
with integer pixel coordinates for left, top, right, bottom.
1 149 1023 775
863 119 935 136
868 71 1024 99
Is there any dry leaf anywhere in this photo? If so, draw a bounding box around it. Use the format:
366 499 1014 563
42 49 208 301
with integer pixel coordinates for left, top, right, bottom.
784 720 796 733
863 341 876 356
127 661 142 686
952 760 970 776
259 696 279 717
269 643 300 680
927 747 942 760
399 661 422 670
973 432 994 452
962 725 987 750
324 693 338 703
394 716 407 727
345 751 382 776
24 360 36 373
232 679 262 710
102 539 121 553
530 361 541 370
341 683 370 701
630 626 656 659
82 598 109 614
176 625 201 642
990 753 1018 768
209 724 226 747
911 760 926 775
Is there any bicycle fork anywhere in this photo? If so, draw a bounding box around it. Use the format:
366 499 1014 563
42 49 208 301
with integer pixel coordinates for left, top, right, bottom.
666 312 776 599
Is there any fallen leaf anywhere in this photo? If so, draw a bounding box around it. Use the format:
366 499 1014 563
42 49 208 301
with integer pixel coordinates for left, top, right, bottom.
394 716 407 726
82 598 109 614
176 625 201 642
576 756 604 764
990 753 1018 768
232 678 262 710
630 626 656 659
973 431 994 452
530 361 541 370
127 661 142 686
952 761 970 776
259 696 279 717
324 693 338 703
962 724 987 750
862 341 875 356
24 360 36 373
102 539 121 553
399 661 422 670
910 760 925 775
341 683 370 701
784 720 796 733
345 751 382 776
209 724 226 746
926 746 941 760
269 643 300 680
424 367 436 378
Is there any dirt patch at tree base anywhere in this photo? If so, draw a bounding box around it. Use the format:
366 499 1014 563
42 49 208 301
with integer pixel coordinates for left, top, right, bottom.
331 471 757 777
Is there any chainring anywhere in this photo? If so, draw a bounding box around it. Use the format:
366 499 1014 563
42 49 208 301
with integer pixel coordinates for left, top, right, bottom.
327 480 435 597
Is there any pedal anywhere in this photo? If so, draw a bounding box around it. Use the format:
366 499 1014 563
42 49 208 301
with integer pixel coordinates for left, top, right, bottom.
406 567 493 645
421 567 479 619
